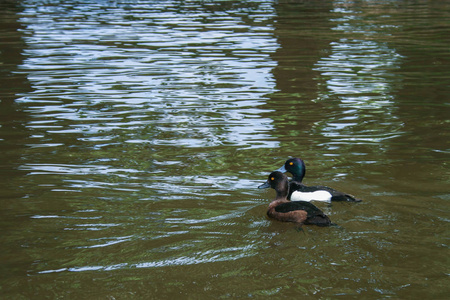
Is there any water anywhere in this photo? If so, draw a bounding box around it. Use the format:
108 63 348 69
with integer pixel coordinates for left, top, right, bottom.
1 0 449 298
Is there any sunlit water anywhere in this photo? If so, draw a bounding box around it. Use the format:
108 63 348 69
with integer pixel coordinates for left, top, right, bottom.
0 0 448 298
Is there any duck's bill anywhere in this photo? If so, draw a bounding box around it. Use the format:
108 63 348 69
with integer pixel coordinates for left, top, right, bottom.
276 165 287 173
258 181 270 189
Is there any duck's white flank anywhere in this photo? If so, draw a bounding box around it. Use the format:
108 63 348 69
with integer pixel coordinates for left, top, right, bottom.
290 190 332 202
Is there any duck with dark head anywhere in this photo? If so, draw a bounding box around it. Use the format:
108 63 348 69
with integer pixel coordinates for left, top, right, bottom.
259 171 333 227
273 157 362 203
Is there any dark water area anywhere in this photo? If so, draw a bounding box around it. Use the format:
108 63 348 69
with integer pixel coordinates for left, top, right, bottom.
0 0 448 298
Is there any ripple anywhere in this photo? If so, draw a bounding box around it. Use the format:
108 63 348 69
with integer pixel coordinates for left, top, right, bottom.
18 0 279 151
38 244 256 274
313 34 404 151
19 163 142 176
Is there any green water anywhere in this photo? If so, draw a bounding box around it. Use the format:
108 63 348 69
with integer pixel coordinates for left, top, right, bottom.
0 0 448 298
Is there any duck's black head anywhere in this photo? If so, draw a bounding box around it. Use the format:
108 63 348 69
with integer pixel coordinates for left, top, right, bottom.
258 171 289 199
277 157 306 182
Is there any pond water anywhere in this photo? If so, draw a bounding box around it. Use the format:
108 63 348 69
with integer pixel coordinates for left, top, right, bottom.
0 0 449 298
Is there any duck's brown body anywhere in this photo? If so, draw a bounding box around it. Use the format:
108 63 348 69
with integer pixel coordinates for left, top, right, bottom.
261 171 333 227
267 199 308 223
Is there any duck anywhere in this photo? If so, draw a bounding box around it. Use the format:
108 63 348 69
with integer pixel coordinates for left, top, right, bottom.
259 171 333 227
273 157 362 203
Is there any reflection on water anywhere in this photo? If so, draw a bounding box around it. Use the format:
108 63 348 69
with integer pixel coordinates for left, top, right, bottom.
314 4 404 151
11 0 280 283
0 0 449 298
17 0 278 151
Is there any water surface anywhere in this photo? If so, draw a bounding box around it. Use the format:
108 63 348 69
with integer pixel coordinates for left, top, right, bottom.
0 0 449 298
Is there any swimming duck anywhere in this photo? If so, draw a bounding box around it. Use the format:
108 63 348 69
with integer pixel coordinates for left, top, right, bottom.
273 157 362 203
259 171 333 226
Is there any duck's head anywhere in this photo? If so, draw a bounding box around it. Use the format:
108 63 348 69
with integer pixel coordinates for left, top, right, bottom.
277 157 306 182
258 171 289 199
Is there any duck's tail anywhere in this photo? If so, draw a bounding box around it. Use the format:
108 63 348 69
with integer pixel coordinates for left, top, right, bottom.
304 214 333 227
332 193 362 202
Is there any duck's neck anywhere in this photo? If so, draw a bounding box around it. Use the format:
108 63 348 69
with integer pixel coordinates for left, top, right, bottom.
292 163 306 182
292 170 305 182
275 180 290 201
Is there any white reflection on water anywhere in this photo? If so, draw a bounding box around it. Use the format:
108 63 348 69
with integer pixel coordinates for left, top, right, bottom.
17 1 279 150
19 163 142 176
38 244 256 274
314 4 404 146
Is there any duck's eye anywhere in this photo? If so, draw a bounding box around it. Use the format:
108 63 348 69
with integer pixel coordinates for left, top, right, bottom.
271 177 275 181
289 162 294 166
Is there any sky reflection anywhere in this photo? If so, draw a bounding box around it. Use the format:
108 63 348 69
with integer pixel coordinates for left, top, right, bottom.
313 5 404 146
17 0 279 150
